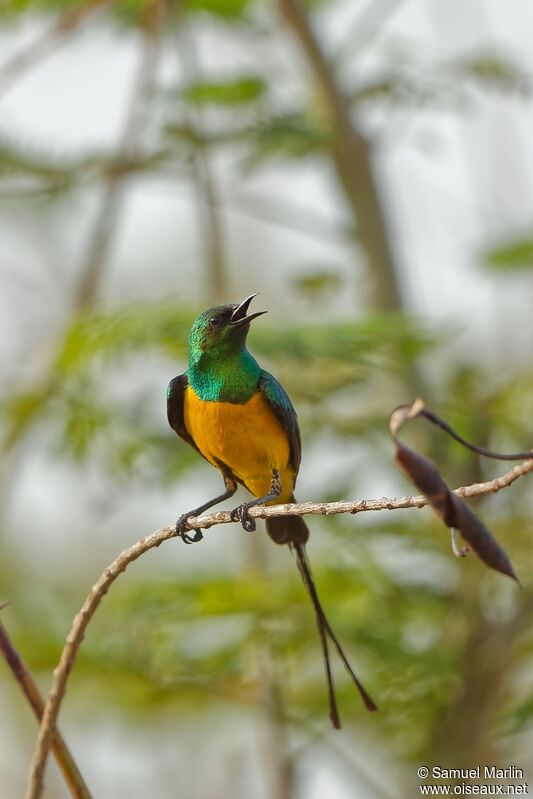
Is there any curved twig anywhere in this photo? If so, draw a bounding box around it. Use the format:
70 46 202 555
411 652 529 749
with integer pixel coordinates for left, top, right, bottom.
26 457 533 799
0 612 93 798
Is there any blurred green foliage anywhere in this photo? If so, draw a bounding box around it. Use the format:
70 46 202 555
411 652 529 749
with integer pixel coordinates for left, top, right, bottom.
182 76 266 105
483 237 533 271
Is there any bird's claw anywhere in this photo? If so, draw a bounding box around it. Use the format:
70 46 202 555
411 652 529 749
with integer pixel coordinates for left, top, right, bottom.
230 504 257 533
175 514 204 545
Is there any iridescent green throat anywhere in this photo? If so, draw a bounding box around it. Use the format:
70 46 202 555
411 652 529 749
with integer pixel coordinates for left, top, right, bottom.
188 348 261 403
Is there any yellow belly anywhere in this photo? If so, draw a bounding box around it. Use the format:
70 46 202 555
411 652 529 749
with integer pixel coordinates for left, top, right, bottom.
183 386 295 502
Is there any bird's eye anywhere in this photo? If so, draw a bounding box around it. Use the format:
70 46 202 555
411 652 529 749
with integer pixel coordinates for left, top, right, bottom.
209 317 222 328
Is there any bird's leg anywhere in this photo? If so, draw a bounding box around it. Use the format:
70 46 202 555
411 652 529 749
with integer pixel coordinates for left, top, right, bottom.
230 469 281 533
176 473 237 544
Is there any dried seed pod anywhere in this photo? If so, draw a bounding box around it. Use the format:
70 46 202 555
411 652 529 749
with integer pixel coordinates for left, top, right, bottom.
390 399 519 583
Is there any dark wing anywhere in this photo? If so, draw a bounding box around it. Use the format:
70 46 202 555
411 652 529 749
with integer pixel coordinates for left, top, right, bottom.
167 373 203 457
259 369 301 474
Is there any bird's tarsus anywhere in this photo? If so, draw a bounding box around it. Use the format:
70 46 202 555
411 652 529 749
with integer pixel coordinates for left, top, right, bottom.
231 471 280 533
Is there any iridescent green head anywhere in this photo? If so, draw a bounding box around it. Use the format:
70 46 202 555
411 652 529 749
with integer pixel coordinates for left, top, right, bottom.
187 294 266 402
188 293 266 365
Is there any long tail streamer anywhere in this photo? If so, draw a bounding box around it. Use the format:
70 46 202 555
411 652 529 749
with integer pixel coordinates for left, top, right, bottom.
291 542 377 727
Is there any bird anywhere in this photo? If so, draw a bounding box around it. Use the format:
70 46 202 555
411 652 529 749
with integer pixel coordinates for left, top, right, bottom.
167 293 377 726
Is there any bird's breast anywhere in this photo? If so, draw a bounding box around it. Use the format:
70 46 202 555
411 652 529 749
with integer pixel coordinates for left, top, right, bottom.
183 386 294 501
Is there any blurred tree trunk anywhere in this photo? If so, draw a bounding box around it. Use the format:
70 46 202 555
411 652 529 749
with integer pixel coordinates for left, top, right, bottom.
428 611 512 769
75 0 167 309
277 0 404 312
177 20 228 305
258 634 295 799
192 146 227 305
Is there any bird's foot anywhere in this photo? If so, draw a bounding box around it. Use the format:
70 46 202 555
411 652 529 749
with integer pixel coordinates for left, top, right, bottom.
175 514 204 545
230 504 257 533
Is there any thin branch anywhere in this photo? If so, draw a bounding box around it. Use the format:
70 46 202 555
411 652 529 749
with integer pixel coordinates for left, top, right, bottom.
25 457 533 799
148 177 353 244
225 190 354 244
0 612 93 799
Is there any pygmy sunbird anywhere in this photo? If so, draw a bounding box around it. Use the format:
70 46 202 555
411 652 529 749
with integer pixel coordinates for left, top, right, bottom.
167 294 377 726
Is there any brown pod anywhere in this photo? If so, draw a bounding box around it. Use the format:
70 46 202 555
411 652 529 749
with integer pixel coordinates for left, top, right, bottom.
396 444 518 583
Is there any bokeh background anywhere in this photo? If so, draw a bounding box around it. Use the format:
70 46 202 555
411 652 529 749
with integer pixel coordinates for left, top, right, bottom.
1 0 533 797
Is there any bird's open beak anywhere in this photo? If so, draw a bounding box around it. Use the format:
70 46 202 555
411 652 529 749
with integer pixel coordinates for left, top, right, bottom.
230 293 267 327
